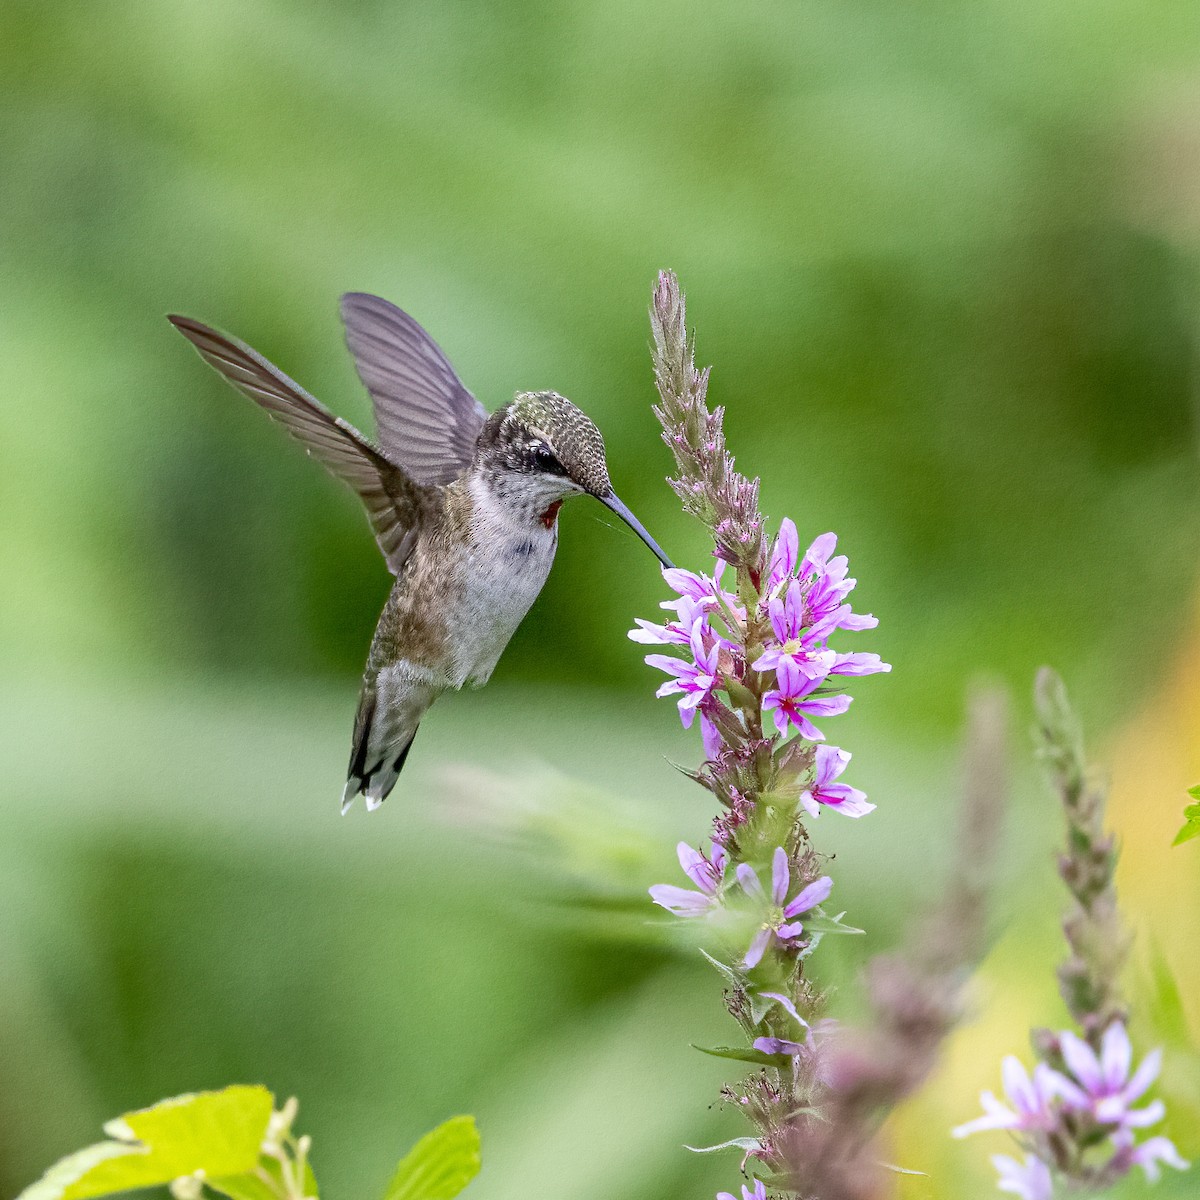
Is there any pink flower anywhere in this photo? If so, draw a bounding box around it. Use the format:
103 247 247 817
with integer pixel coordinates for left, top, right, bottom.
736 847 832 968
649 841 728 916
800 745 874 819
991 1153 1053 1200
952 1057 1071 1137
1115 1132 1190 1183
762 660 851 741
752 581 836 680
717 1181 766 1200
645 624 721 730
1058 1023 1167 1131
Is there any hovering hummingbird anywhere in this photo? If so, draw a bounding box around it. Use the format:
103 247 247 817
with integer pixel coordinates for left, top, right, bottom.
169 294 672 813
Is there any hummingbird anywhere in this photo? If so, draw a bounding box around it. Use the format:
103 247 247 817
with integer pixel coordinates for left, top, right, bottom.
168 293 672 813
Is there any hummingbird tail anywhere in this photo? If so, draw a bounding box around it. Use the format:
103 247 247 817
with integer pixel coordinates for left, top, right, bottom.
340 731 417 815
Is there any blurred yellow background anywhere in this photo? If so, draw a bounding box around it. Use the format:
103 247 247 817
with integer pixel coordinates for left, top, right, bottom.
2 2 1198 1197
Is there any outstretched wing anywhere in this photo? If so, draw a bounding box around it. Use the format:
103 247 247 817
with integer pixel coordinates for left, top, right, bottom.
339 292 487 486
168 314 423 574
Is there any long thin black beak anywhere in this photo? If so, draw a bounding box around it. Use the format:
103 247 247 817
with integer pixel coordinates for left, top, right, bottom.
598 492 674 569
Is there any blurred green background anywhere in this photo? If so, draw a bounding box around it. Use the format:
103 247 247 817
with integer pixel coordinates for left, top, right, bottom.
3 1 1200 1197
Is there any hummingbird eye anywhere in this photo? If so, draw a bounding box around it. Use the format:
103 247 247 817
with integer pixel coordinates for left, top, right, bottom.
529 443 568 477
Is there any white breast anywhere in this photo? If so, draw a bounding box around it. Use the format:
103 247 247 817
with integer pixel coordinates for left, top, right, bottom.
450 475 558 688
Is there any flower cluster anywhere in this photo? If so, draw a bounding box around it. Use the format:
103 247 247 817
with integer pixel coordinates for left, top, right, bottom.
632 519 888 817
954 1022 1187 1196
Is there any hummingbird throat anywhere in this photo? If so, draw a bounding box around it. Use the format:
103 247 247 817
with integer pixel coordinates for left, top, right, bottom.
539 499 563 529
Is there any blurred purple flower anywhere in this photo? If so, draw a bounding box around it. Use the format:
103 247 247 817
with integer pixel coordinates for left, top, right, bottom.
736 847 833 968
649 840 728 916
952 1057 1068 1137
800 746 874 819
645 625 721 729
1114 1131 1190 1182
716 1181 766 1200
991 1153 1053 1200
1058 1023 1166 1130
762 660 851 740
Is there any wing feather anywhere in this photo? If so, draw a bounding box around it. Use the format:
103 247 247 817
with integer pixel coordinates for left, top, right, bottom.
168 314 424 574
339 292 487 485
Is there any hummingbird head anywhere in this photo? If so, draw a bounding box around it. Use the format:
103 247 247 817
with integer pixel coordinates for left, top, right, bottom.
477 390 673 568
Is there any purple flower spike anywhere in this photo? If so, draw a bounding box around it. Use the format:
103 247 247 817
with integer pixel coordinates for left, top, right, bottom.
716 1181 767 1200
1059 1023 1167 1130
649 840 727 916
645 624 721 729
762 660 851 740
737 848 833 968
990 1153 1054 1200
800 745 875 819
952 1057 1069 1137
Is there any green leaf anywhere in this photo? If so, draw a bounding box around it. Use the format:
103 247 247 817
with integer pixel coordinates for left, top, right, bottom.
802 911 865 936
698 948 740 985
18 1086 274 1200
382 1116 480 1200
691 1043 790 1068
1185 786 1200 800
206 1175 280 1200
1172 808 1200 846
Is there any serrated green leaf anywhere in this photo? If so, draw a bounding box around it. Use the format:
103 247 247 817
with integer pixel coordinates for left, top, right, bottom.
1185 785 1200 800
18 1086 274 1200
691 1043 790 1067
382 1116 480 1200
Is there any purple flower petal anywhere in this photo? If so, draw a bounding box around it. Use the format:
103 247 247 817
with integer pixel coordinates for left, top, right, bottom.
736 862 765 901
743 926 772 969
831 652 891 676
783 875 833 918
648 884 713 916
798 693 852 718
753 1037 804 1056
1100 1021 1132 1092
759 991 807 1026
1129 1135 1189 1182
770 847 790 905
1124 1047 1162 1104
1060 1031 1104 1094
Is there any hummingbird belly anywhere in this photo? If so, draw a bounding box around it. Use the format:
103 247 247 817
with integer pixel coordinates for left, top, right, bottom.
451 479 559 688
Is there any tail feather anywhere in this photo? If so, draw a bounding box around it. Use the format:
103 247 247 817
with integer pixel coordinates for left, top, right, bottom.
340 731 418 815
341 672 431 813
